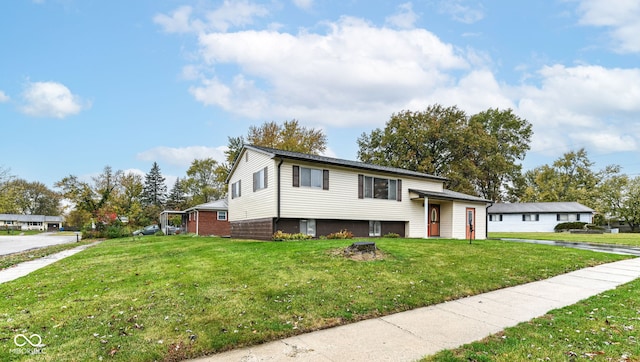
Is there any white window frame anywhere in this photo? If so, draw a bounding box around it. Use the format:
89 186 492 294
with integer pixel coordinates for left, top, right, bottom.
363 176 398 200
523 213 539 222
217 211 227 221
231 180 241 199
300 219 316 237
300 167 323 188
489 214 503 222
369 220 381 236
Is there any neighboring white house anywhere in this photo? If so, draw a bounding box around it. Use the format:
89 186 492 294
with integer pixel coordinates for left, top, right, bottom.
487 202 595 233
0 214 64 231
226 145 492 240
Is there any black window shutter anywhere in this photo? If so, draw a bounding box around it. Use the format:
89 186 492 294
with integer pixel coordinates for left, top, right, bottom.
557 214 560 221
323 170 329 190
536 214 540 221
358 174 364 199
397 179 402 201
293 166 299 187
522 214 525 221
500 214 503 221
238 180 241 197
263 167 268 188
577 214 580 221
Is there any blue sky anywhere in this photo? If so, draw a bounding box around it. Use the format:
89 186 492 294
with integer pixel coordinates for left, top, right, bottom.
2 0 639 190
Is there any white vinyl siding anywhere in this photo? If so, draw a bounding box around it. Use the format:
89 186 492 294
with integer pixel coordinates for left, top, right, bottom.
488 212 594 233
280 160 453 239
228 149 276 221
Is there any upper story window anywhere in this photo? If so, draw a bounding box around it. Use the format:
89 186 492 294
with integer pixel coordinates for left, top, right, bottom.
253 167 268 191
522 213 539 222
231 180 241 199
358 175 401 201
489 214 503 222
292 166 329 190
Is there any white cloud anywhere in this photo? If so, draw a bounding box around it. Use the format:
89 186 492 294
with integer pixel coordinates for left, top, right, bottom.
159 2 640 161
516 64 640 154
292 0 314 11
136 146 228 168
576 0 640 53
385 3 418 29
154 1 269 34
0 90 9 103
438 0 484 24
187 15 469 126
154 6 199 34
20 81 89 119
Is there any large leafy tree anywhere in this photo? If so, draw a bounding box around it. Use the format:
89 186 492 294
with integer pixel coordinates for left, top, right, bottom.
464 108 532 202
215 120 328 192
521 148 619 208
112 172 145 225
591 174 640 231
358 105 467 176
0 166 15 212
7 179 61 215
357 105 532 200
184 158 225 205
55 166 124 227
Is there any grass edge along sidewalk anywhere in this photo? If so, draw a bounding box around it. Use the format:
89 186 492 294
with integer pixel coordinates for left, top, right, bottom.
0 240 96 271
0 236 631 361
423 274 640 362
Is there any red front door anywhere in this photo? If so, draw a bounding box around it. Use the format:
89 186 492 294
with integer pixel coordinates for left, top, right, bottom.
466 208 476 240
429 204 440 237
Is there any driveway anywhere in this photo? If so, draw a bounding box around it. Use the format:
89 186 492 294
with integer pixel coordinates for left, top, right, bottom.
0 232 80 256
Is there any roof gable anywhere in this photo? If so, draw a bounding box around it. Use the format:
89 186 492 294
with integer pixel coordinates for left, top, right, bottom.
183 198 229 212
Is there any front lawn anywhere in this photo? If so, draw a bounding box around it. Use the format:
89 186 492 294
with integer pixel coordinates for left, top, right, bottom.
0 236 630 361
424 278 640 361
490 232 640 247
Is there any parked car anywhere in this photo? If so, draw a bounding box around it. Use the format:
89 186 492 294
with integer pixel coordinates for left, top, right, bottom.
132 225 160 236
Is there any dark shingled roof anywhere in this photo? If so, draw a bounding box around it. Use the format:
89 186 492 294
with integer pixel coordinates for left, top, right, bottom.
244 144 448 181
409 189 492 203
487 202 594 214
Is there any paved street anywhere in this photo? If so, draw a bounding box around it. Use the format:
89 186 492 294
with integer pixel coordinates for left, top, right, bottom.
0 232 80 256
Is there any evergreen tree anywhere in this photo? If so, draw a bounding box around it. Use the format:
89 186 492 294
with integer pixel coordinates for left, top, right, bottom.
142 162 167 207
166 177 187 210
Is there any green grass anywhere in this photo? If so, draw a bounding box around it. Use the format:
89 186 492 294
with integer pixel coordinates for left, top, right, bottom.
0 236 630 361
0 230 44 236
490 232 640 247
0 240 96 270
423 278 640 362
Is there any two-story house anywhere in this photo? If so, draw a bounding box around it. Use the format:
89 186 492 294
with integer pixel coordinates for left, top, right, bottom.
227 145 492 240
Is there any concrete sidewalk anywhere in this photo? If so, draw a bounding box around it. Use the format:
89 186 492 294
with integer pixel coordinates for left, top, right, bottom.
193 257 640 362
0 243 96 284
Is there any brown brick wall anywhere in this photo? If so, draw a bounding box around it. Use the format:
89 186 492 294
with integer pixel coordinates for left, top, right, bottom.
274 218 406 238
187 210 230 236
231 218 274 240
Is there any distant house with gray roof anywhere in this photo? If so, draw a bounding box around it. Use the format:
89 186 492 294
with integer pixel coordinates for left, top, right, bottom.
487 202 595 232
0 214 63 231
